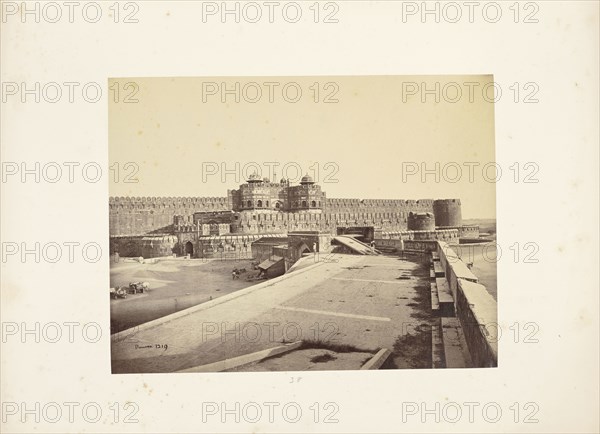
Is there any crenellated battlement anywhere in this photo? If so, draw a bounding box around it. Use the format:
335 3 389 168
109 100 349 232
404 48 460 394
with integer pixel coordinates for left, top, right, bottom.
109 196 229 207
109 190 456 237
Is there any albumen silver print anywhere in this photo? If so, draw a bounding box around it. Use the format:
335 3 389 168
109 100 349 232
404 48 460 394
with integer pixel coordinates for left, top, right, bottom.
109 76 498 373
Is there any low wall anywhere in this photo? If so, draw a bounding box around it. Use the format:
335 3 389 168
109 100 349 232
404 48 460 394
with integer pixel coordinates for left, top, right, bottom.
437 242 478 301
456 279 498 367
178 233 287 259
404 240 438 252
374 238 437 253
413 229 459 243
460 225 480 239
374 239 403 251
375 232 458 253
436 225 480 239
377 229 459 243
436 241 497 367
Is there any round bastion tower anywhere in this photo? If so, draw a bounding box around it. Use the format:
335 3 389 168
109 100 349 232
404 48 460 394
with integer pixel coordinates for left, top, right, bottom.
407 212 436 231
433 199 462 227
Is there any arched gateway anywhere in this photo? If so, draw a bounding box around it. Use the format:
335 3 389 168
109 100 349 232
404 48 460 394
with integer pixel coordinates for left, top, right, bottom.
185 241 194 256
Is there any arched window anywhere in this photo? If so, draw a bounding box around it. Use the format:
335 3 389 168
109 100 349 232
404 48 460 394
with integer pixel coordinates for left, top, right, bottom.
257 200 263 207
311 201 316 207
247 200 252 208
275 202 281 209
266 201 269 207
302 200 307 207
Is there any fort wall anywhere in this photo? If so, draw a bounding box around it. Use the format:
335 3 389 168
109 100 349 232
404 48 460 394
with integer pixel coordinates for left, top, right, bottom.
109 196 229 236
109 196 438 236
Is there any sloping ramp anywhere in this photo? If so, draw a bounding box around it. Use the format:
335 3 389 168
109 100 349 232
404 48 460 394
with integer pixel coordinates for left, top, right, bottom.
333 236 380 255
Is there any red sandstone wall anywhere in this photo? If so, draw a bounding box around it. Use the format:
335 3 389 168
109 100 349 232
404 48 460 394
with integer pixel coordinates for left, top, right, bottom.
109 196 439 236
109 197 229 236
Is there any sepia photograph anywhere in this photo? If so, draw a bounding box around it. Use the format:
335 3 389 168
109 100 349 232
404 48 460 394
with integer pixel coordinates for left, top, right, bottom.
2 1 598 432
109 75 497 373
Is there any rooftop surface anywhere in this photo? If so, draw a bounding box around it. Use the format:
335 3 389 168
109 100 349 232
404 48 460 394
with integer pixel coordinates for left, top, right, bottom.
111 254 433 373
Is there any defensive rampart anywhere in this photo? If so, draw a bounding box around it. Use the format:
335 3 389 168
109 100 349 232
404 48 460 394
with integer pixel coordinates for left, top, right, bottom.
109 196 229 236
109 196 440 236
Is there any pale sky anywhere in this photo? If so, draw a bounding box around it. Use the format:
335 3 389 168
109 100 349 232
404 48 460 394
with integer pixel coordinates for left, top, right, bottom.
109 75 496 218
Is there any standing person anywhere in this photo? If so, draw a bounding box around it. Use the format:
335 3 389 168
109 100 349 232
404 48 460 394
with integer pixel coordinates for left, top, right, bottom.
313 242 319 263
370 240 376 253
